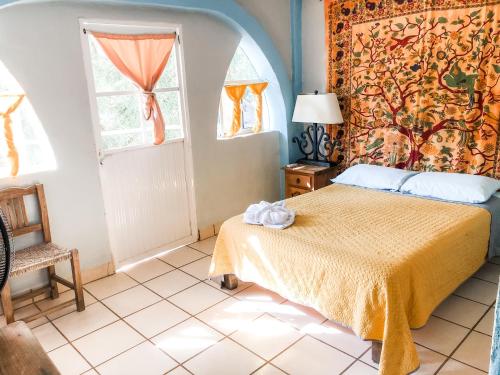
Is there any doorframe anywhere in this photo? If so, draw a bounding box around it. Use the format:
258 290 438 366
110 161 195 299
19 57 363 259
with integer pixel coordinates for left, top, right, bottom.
79 18 198 265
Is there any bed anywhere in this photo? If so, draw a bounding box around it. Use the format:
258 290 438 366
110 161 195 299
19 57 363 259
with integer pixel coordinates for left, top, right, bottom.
209 183 496 375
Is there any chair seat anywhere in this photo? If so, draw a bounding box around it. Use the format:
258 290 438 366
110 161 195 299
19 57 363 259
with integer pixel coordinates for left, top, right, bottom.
11 243 72 277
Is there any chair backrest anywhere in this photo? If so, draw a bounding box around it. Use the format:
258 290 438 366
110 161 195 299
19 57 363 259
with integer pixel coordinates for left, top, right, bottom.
0 184 51 242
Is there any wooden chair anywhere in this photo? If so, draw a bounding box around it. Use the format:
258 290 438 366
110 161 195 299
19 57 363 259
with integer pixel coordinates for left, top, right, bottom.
0 184 84 324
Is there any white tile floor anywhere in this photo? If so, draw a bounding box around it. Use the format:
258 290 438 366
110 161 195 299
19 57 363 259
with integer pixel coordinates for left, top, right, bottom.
1 235 498 375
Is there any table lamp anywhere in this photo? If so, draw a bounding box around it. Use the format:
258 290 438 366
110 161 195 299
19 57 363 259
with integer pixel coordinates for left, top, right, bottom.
292 91 344 167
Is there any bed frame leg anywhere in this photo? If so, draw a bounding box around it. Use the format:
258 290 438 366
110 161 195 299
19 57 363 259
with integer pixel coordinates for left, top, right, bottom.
222 274 238 290
371 341 382 364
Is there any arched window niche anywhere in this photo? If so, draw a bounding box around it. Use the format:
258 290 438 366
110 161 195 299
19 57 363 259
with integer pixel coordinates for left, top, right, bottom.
217 38 286 141
0 61 56 178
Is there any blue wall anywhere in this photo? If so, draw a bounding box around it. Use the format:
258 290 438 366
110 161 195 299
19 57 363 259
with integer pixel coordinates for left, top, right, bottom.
291 0 302 99
289 0 302 163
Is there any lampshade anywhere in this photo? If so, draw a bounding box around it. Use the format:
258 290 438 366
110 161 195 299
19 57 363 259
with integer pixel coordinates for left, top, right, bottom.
292 93 343 124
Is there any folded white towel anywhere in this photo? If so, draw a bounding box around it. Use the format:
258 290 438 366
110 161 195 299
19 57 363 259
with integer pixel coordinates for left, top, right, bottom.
243 201 272 225
243 200 295 229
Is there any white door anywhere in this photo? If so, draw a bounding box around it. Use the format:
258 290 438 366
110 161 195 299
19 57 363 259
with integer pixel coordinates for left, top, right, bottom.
81 20 197 266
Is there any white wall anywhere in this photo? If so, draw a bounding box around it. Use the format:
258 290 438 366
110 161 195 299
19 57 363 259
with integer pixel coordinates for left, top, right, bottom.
237 0 292 79
302 0 326 93
0 0 282 294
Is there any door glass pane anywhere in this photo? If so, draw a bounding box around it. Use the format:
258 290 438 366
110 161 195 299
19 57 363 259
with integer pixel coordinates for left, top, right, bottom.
101 132 144 151
157 91 183 140
156 48 178 89
97 95 141 132
89 36 136 92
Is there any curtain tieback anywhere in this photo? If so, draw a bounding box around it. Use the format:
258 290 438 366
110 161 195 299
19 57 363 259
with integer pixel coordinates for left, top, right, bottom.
141 91 157 121
0 94 25 176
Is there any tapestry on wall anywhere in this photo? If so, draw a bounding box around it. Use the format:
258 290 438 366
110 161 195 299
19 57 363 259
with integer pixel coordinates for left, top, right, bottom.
325 0 500 178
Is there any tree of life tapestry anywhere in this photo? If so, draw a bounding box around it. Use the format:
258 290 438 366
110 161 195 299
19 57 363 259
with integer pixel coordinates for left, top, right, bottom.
325 0 500 178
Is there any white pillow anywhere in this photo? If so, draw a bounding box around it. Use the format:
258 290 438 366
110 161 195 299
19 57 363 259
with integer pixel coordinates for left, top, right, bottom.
400 172 500 203
332 164 418 191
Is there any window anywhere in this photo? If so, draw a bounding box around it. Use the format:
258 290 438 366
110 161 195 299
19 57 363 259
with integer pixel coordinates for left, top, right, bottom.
218 47 269 138
0 61 55 177
84 25 184 153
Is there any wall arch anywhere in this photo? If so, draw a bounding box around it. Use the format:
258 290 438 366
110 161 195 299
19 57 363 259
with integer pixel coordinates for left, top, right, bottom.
0 0 293 166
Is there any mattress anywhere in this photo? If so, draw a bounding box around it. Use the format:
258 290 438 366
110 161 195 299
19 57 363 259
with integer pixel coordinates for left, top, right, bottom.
209 184 491 375
475 193 500 258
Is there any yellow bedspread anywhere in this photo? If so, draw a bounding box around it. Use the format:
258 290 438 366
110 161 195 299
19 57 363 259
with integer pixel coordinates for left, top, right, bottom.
209 184 491 375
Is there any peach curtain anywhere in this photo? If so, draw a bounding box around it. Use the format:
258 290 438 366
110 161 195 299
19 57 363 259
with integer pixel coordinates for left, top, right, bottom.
91 32 176 145
0 94 24 176
224 85 247 136
247 82 268 133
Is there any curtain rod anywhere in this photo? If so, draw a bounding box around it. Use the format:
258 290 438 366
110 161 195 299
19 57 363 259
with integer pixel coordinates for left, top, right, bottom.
82 28 177 35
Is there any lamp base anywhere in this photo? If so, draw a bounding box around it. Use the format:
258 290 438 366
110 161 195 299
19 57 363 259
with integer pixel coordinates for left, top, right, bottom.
296 158 337 168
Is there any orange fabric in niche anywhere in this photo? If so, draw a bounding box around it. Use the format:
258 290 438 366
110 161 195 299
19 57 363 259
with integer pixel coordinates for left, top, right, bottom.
248 82 268 133
0 94 24 176
224 84 247 136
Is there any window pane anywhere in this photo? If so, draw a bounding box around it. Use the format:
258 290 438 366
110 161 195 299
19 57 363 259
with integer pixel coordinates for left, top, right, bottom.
225 47 259 82
0 61 56 176
241 89 257 129
89 36 136 92
165 128 182 140
218 90 233 136
15 101 41 140
24 143 45 169
0 136 9 175
97 95 141 132
102 132 144 151
156 91 183 139
156 48 179 89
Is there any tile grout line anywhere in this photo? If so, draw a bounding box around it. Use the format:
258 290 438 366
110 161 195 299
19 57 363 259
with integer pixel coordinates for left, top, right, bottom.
10 243 498 375
12 276 500 375
82 244 211 303
23 279 498 375
64 250 260 372
429 314 488 332
2 246 385 373
164 286 299 375
43 256 226 372
450 292 493 307
45 317 100 374
433 300 494 374
471 275 499 285
63 283 230 348
262 303 369 365
353 346 378 371
250 362 290 375
71 298 182 371
234 307 364 374
76 264 497 371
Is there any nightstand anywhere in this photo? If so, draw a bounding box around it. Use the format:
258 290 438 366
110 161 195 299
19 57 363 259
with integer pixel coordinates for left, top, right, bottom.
284 164 338 198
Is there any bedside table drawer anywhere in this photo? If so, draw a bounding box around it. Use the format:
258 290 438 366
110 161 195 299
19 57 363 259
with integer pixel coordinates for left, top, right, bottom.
286 174 312 189
286 186 309 198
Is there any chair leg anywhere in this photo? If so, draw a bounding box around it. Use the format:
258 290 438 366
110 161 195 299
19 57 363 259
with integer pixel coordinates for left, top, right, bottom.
70 249 85 312
47 265 59 299
0 281 15 324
